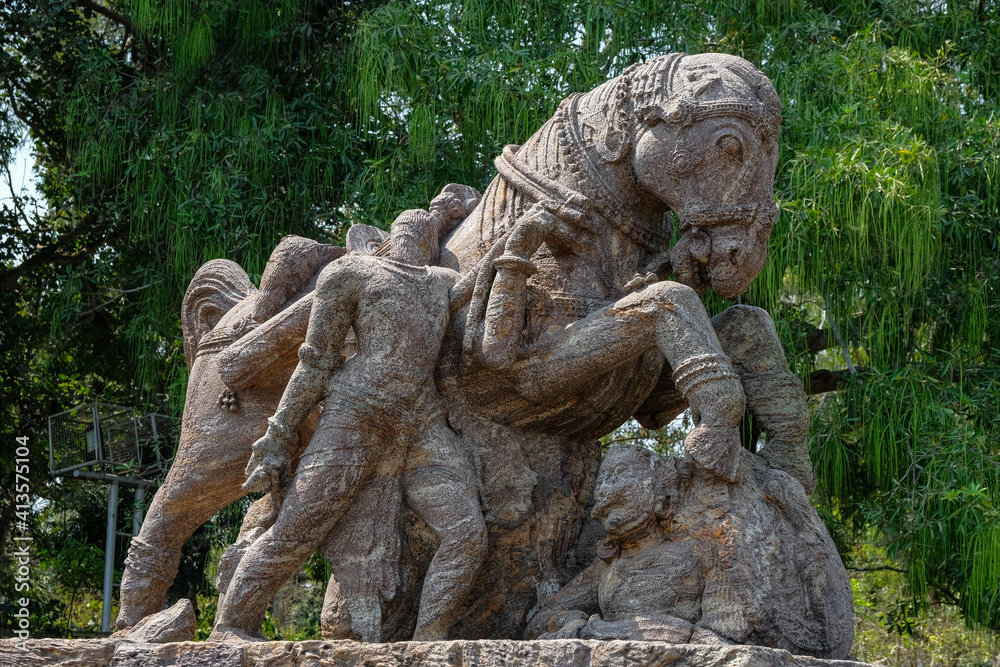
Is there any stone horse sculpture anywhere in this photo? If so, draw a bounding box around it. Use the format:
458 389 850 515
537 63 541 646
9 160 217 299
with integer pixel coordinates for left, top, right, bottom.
118 51 851 657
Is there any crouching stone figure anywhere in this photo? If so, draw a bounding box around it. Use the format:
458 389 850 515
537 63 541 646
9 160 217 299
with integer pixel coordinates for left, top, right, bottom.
526 444 854 659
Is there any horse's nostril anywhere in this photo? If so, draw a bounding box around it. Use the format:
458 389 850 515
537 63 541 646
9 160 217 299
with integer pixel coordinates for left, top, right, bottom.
729 248 738 265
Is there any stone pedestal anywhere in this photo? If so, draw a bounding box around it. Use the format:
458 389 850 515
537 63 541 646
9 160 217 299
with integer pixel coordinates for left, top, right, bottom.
2 639 869 667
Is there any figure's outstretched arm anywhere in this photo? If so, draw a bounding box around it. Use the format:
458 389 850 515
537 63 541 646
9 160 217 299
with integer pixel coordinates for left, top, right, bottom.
217 293 314 392
524 558 606 639
244 263 359 492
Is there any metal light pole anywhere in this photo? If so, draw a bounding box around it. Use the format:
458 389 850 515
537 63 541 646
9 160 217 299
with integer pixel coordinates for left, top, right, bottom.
102 479 119 632
48 402 177 635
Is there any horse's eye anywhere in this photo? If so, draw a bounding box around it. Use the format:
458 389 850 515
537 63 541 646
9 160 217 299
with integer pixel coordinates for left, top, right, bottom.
717 134 743 161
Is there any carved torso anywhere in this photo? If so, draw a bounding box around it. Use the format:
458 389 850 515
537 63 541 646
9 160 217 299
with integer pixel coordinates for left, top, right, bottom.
599 538 703 624
326 255 457 413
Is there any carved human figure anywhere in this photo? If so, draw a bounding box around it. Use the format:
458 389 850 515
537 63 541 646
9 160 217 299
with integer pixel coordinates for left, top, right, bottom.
525 444 728 645
525 444 853 658
209 198 487 643
115 235 341 632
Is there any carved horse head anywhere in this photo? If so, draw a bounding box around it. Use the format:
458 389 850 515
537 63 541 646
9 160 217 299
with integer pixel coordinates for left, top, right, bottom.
447 53 782 371
582 52 782 298
452 53 782 304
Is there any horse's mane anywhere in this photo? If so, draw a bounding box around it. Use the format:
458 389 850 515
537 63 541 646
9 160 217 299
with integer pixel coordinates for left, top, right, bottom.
463 52 781 250
181 259 257 367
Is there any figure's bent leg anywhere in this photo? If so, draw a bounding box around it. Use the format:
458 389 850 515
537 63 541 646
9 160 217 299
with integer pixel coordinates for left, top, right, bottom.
211 427 375 638
713 305 814 493
214 410 315 607
512 281 746 480
404 424 487 640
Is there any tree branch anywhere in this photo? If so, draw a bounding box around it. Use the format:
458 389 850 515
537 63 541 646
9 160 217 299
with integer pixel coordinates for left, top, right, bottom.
74 0 136 35
806 368 868 395
1 158 34 236
1 81 37 138
806 328 831 354
847 565 907 573
0 212 119 291
74 0 160 71
75 283 151 318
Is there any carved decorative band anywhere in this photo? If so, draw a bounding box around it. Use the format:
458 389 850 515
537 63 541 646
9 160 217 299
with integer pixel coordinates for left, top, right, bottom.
493 254 538 276
671 353 739 395
493 145 593 229
298 343 338 371
195 318 259 359
679 202 777 231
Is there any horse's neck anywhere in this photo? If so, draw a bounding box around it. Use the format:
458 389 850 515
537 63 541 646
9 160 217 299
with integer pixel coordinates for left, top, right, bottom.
512 106 666 288
443 98 668 288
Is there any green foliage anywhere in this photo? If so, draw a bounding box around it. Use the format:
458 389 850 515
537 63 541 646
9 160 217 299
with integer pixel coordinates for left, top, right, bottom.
3 0 1000 643
852 551 1000 666
759 13 1000 627
600 415 689 458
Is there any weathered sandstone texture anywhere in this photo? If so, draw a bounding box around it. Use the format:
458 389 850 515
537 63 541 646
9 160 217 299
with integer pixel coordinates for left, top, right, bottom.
111 50 855 659
1 639 871 667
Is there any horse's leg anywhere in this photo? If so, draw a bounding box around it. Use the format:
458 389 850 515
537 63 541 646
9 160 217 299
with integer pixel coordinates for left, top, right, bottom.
511 281 746 480
116 419 251 630
116 351 281 630
712 305 814 493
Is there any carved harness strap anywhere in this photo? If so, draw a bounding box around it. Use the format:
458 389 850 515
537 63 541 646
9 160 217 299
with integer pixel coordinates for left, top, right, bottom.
492 105 673 250
492 145 596 233
195 316 258 412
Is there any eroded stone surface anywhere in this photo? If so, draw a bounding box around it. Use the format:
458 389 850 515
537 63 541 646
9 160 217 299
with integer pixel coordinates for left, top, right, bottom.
527 447 852 659
114 51 852 658
210 191 485 644
0 639 871 667
114 599 196 645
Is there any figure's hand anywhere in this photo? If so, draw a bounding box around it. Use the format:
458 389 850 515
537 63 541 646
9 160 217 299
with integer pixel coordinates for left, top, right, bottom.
684 425 744 483
243 430 291 493
624 272 659 294
579 614 637 641
535 610 588 639
429 191 466 225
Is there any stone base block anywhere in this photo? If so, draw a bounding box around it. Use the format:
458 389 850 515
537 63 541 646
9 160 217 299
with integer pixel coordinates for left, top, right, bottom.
1 639 869 667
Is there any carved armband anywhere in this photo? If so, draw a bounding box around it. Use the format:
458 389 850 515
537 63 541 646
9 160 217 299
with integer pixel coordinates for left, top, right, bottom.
671 354 740 396
493 254 538 277
297 342 338 371
264 416 297 449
